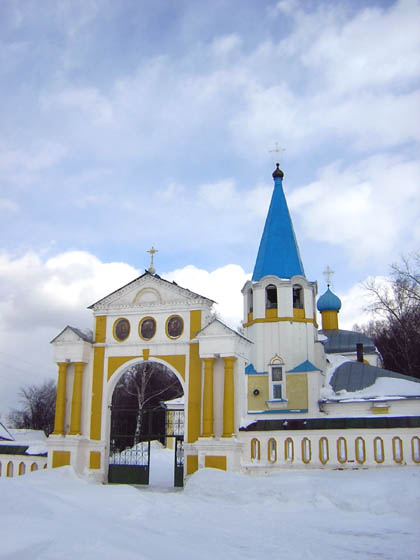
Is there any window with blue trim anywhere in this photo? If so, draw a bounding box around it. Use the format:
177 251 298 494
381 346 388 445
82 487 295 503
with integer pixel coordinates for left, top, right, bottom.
271 366 283 399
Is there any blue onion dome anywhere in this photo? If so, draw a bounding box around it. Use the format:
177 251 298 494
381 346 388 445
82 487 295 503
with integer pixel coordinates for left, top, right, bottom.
317 287 342 312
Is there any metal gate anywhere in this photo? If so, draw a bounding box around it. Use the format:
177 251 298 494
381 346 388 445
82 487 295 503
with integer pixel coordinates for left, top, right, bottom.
108 406 184 487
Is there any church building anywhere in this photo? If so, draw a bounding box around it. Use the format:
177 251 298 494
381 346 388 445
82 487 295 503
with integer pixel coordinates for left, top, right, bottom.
47 163 420 484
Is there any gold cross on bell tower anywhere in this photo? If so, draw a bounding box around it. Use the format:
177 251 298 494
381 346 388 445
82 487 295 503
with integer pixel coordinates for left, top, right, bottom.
323 265 334 288
269 142 286 164
147 246 158 275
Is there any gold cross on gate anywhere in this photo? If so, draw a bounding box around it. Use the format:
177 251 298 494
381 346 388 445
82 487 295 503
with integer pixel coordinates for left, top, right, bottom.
269 142 286 163
323 265 334 287
147 246 158 274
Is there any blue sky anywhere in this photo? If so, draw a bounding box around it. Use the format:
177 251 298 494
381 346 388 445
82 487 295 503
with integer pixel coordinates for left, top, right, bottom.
0 0 419 414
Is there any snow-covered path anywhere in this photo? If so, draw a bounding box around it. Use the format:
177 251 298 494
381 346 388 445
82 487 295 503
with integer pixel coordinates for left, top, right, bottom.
1 465 419 560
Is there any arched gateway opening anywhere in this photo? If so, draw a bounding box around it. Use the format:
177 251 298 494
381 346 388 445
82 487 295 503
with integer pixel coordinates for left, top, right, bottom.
108 360 185 487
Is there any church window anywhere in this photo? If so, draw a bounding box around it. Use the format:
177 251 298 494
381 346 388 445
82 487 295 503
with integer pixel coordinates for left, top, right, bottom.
7 461 13 477
18 462 25 475
31 463 38 472
267 438 277 463
270 366 283 399
265 285 277 309
293 285 304 309
355 437 366 464
337 437 347 464
251 438 260 460
284 438 294 462
302 438 311 464
268 355 285 401
392 437 403 464
411 437 420 463
319 437 329 465
374 437 384 463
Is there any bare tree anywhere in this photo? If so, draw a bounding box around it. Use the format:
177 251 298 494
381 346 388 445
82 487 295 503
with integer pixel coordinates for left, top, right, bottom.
363 253 420 378
112 362 183 443
8 379 56 436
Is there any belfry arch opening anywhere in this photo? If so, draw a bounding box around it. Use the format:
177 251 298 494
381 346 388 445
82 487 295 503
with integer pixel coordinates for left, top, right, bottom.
265 284 278 309
293 284 304 309
108 360 185 487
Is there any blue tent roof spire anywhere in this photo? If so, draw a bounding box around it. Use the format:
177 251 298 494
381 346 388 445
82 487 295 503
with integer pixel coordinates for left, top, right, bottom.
252 164 305 281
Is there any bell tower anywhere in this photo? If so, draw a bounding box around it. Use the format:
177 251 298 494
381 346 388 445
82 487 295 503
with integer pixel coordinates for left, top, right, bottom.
242 164 323 415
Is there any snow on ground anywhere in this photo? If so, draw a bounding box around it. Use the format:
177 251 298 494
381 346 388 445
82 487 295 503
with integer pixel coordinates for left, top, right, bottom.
1 457 419 560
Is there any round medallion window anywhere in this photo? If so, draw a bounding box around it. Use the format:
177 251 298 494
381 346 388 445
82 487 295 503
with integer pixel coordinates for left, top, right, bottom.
166 315 184 339
114 318 130 341
139 317 156 340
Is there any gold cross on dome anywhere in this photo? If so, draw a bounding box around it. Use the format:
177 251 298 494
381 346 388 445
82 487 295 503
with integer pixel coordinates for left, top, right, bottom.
147 246 158 274
269 142 286 163
323 265 334 287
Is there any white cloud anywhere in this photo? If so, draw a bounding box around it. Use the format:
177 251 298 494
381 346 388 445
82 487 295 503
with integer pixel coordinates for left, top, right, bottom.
289 154 420 264
0 250 139 414
301 0 420 93
41 87 115 125
211 34 242 58
163 263 250 328
0 198 18 212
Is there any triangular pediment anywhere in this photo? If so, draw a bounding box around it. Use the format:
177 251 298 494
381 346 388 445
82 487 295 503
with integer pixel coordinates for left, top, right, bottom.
196 319 251 343
50 326 93 345
88 272 215 312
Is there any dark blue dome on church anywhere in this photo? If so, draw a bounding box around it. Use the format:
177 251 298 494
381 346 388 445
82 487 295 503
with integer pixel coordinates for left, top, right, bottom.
317 287 342 312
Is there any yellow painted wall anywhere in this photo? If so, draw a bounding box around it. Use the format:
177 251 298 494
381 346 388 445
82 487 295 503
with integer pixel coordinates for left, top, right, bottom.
90 347 105 440
107 356 139 380
205 456 227 470
153 354 186 381
95 316 107 343
247 375 269 411
321 310 339 330
188 343 201 443
187 310 202 444
89 451 101 469
186 455 198 474
265 308 277 319
52 451 71 468
293 308 305 319
286 374 308 410
243 316 317 328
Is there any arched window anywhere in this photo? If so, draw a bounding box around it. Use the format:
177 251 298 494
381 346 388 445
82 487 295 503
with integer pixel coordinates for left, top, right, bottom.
31 463 38 472
337 437 347 464
319 437 329 465
265 285 277 309
0 461 2 477
355 437 366 464
392 437 403 464
269 355 285 401
18 462 26 476
251 438 261 461
374 437 384 463
302 438 312 464
412 437 420 463
7 461 13 477
284 438 294 461
268 438 277 463
293 285 304 309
